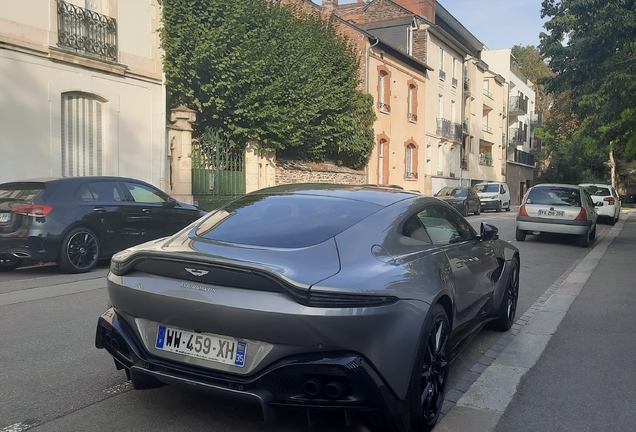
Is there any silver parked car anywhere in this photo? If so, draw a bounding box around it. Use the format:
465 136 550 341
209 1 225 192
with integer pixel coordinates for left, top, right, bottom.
96 184 520 431
516 183 598 247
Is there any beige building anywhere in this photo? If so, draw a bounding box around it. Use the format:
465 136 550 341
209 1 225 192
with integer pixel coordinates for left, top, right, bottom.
0 0 166 189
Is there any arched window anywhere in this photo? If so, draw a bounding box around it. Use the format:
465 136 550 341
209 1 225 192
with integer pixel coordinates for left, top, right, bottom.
405 142 418 179
408 81 418 122
61 92 106 177
378 66 391 113
378 137 390 185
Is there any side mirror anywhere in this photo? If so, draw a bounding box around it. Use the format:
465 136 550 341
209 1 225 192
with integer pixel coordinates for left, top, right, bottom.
164 197 177 207
480 222 499 241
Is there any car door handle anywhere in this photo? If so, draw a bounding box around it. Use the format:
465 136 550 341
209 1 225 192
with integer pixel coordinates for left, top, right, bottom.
142 208 153 214
93 207 107 213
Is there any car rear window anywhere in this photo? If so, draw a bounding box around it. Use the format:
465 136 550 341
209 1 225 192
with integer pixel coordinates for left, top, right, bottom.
527 187 581 207
474 184 499 193
196 194 382 248
0 183 44 203
583 186 611 196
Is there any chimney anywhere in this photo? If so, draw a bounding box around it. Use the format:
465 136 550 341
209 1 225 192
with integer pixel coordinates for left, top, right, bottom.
322 0 338 16
393 0 436 23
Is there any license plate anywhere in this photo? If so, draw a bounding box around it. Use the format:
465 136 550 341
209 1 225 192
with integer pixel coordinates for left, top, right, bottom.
0 213 10 223
155 326 246 367
538 209 565 217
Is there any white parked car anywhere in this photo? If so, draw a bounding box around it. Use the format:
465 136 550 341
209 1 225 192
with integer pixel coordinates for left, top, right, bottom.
579 183 621 225
516 184 598 247
474 182 511 212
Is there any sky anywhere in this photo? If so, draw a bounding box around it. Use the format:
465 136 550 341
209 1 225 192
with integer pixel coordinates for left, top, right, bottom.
337 0 548 50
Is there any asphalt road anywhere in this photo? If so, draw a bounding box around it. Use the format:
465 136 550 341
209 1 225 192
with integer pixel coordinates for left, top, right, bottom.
0 211 610 432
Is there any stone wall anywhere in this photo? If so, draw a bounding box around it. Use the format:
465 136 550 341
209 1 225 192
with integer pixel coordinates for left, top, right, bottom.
276 160 366 185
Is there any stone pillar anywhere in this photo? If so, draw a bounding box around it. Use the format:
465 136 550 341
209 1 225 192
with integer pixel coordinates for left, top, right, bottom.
245 141 276 193
167 105 196 204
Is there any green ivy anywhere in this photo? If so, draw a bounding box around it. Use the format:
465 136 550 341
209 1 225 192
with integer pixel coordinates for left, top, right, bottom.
159 0 376 169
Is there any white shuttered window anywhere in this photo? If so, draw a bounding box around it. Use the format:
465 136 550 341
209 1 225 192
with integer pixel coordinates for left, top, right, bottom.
61 93 104 177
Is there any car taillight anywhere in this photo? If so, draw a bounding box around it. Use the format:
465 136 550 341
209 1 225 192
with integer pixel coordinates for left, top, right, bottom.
518 204 529 217
12 205 54 217
604 197 615 205
575 208 588 221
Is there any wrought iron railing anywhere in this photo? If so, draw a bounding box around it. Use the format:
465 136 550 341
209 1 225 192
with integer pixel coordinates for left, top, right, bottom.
57 0 117 62
530 111 543 127
508 127 527 145
408 113 417 122
461 155 469 170
482 124 492 133
379 102 391 113
483 88 492 98
462 117 470 134
436 118 452 139
453 123 463 141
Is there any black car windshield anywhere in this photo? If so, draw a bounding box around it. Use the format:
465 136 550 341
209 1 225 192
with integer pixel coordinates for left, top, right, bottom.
196 194 382 248
527 187 582 207
583 186 610 196
436 187 467 197
474 184 498 193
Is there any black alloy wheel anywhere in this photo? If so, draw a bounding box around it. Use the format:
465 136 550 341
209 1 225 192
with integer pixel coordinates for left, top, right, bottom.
0 256 23 272
376 304 450 432
57 227 100 273
491 257 520 331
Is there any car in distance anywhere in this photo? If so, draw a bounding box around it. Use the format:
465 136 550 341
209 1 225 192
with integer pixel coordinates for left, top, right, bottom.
579 183 621 225
473 182 511 212
516 183 598 247
0 177 206 273
434 186 481 216
95 184 520 432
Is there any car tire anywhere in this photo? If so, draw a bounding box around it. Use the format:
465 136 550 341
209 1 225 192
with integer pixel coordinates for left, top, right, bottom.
463 203 469 217
505 201 511 211
515 227 526 241
475 203 481 216
490 257 519 331
578 230 590 248
590 224 596 240
496 201 502 212
57 227 100 273
608 216 616 226
0 256 23 272
376 304 450 432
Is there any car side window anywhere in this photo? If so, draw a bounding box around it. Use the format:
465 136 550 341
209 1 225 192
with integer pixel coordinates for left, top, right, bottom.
77 182 123 203
417 205 473 246
402 215 432 244
124 182 167 204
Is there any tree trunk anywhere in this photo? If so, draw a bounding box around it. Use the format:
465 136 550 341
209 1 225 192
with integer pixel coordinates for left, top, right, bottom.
610 147 616 189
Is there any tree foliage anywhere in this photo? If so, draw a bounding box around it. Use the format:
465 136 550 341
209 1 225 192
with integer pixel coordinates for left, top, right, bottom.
540 0 636 159
159 0 376 169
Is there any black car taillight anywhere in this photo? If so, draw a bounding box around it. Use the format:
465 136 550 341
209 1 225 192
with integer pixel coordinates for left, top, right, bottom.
12 205 54 217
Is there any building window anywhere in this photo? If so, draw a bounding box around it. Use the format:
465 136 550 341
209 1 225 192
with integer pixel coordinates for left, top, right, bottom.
378 138 390 185
378 67 391 113
452 58 458 87
407 81 418 122
405 141 418 179
61 92 105 177
439 48 446 80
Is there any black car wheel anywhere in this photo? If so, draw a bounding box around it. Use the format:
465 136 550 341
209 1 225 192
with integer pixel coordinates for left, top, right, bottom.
474 203 481 216
491 257 519 331
463 203 469 217
590 224 596 240
505 202 511 212
57 227 100 273
378 304 450 432
578 230 590 248
0 256 23 272
496 201 502 212
515 227 526 241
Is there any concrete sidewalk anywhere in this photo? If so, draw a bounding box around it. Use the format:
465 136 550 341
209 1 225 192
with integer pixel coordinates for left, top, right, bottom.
435 210 635 431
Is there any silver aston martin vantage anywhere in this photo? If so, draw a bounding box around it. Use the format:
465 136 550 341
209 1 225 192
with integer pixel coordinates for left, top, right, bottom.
95 184 520 432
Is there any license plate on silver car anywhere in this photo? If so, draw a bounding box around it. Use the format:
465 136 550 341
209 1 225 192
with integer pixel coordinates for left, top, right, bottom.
538 209 565 217
0 213 10 223
155 325 246 367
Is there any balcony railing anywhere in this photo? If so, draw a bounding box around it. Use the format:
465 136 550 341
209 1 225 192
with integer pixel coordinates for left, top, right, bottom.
452 77 458 87
508 127 527 145
408 113 417 122
464 77 471 94
379 102 391 113
453 123 463 141
461 155 469 170
483 88 493 98
57 0 118 62
439 70 446 81
511 149 535 166
509 96 528 115
436 118 452 139
530 111 543 127
482 124 492 133
462 117 470 134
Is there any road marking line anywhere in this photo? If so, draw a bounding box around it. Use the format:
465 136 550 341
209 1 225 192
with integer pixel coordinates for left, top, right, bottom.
102 381 133 395
0 423 33 432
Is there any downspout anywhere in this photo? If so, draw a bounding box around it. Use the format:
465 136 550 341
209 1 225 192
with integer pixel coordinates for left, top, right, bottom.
366 36 380 184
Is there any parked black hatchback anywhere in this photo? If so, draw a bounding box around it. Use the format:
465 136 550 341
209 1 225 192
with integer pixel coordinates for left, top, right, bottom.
0 177 206 273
